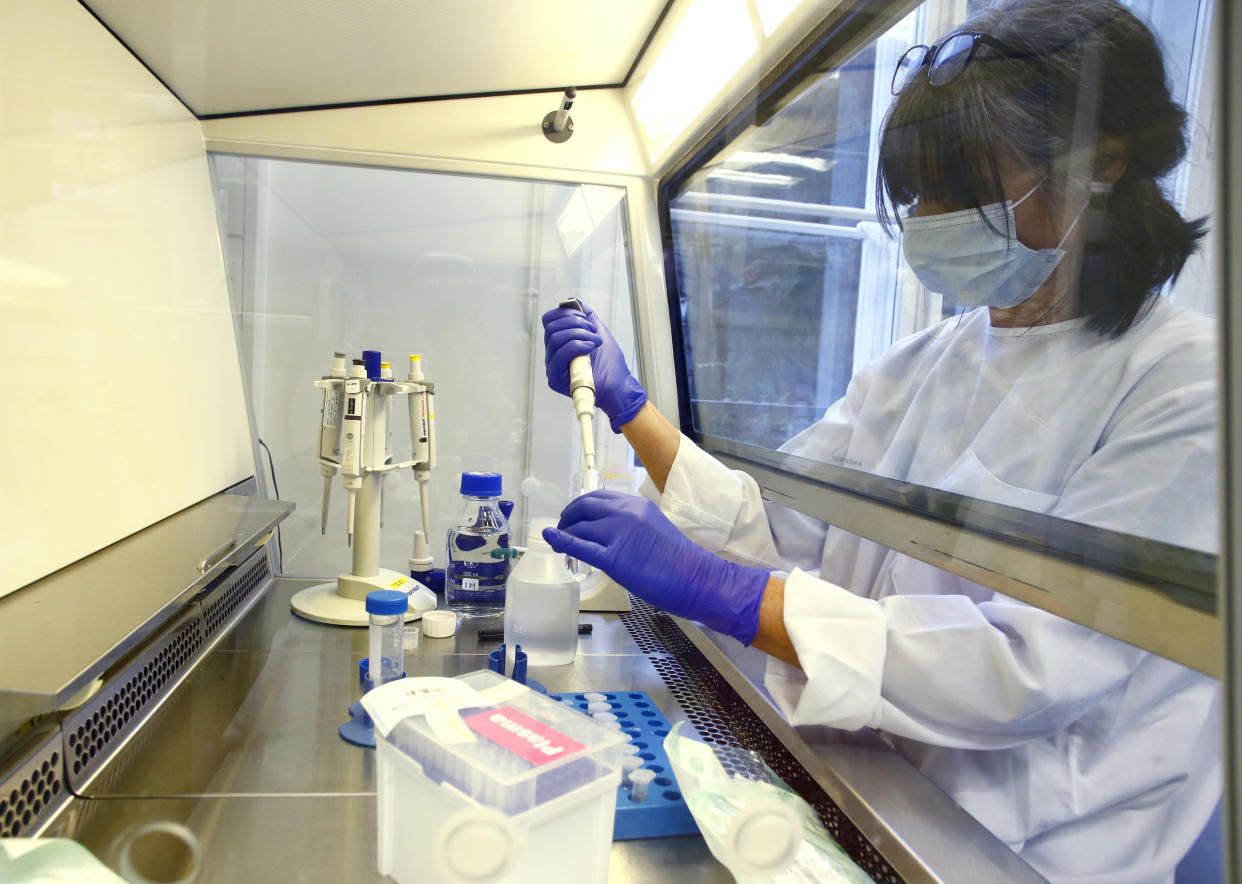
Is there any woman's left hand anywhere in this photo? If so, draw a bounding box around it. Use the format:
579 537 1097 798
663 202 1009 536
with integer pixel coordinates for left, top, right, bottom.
543 490 770 645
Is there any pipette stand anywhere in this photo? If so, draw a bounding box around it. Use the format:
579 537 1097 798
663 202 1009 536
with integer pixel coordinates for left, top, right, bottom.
293 366 438 626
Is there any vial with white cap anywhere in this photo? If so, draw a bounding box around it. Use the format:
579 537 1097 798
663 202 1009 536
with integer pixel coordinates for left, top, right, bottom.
366 590 407 687
502 518 580 666
629 768 656 802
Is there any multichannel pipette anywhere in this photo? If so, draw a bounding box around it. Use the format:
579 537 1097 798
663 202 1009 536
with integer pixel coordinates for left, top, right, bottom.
558 299 596 473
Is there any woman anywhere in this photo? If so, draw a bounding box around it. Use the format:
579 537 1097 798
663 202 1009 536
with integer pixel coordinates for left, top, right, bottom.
542 1 1218 882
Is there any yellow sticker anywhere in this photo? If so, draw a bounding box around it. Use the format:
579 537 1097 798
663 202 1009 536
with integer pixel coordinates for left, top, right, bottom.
389 577 409 589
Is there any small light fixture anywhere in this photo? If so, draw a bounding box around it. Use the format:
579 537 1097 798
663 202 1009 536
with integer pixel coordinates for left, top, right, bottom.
542 87 577 143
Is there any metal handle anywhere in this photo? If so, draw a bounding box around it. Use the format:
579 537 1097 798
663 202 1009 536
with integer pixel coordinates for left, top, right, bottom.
198 539 236 573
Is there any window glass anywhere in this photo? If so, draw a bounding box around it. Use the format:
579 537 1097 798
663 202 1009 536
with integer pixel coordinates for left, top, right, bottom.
664 4 1222 883
209 157 637 577
666 0 1218 552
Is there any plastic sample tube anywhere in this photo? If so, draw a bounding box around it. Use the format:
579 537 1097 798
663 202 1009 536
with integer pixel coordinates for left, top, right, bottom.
592 712 618 724
621 756 644 783
620 744 640 757
366 590 408 686
587 701 612 714
629 769 656 802
584 692 607 703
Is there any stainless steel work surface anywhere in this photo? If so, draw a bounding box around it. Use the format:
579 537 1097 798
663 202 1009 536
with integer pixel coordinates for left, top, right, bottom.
42 575 1045 883
48 577 729 882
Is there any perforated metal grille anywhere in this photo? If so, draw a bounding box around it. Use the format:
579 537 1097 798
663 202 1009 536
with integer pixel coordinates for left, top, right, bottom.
65 616 202 786
202 554 270 638
619 596 696 655
0 732 65 837
623 597 904 884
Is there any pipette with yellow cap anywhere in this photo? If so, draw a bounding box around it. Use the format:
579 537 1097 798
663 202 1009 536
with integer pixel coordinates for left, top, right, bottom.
407 355 437 581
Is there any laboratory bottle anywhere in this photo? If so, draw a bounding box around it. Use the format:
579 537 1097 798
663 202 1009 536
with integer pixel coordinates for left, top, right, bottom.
446 471 510 619
366 589 407 687
503 519 580 666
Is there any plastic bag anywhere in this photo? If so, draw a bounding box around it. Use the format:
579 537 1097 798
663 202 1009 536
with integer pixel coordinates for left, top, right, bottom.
664 723 874 884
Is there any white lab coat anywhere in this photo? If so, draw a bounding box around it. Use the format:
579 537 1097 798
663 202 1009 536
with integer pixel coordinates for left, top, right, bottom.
645 298 1220 884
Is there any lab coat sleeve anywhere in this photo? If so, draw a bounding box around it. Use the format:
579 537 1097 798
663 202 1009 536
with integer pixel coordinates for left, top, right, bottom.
768 348 1217 748
643 435 784 570
642 363 877 571
766 570 1145 747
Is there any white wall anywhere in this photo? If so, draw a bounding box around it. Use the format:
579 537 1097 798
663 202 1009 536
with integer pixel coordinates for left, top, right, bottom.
0 0 254 597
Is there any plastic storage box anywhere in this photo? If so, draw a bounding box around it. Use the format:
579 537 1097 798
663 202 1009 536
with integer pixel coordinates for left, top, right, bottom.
374 670 625 884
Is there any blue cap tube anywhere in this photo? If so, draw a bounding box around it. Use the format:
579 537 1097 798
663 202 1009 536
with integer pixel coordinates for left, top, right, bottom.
366 589 407 686
362 350 382 381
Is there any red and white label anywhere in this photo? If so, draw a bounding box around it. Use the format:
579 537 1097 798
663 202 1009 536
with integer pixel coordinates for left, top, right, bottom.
463 706 585 766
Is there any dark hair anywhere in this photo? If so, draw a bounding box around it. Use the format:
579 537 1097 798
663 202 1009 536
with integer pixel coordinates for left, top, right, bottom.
876 0 1206 336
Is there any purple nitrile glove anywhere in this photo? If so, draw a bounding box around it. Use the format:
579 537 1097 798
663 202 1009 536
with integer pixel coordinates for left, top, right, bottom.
542 490 770 645
542 302 648 433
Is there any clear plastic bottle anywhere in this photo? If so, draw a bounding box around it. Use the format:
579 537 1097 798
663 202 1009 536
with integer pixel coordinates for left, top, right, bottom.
446 471 510 619
503 519 580 666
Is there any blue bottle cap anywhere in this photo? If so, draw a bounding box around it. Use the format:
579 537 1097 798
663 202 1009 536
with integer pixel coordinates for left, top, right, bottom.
365 589 409 615
459 471 503 497
362 350 382 381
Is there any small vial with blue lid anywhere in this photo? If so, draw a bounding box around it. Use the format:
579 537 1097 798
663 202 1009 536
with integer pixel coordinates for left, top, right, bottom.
366 590 408 687
446 471 510 619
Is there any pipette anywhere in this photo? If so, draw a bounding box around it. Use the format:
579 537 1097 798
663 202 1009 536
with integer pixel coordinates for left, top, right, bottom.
407 355 437 581
558 299 597 473
380 362 394 527
319 352 347 534
342 359 368 546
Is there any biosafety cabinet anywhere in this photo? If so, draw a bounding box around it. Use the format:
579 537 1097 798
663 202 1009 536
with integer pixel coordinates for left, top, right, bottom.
0 0 1237 881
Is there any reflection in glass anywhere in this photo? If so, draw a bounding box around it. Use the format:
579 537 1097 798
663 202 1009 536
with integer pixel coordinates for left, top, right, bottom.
659 1 1221 881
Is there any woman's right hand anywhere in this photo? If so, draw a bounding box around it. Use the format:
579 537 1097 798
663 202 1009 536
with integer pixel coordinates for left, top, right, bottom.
542 302 648 433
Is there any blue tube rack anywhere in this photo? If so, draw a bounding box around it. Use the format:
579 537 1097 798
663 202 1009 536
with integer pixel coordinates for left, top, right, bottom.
549 690 699 840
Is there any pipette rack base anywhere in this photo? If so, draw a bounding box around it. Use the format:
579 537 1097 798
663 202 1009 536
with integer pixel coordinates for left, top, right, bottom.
549 690 699 841
291 573 434 626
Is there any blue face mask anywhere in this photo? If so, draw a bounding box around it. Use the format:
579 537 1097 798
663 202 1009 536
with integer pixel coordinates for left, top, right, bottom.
901 180 1080 309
